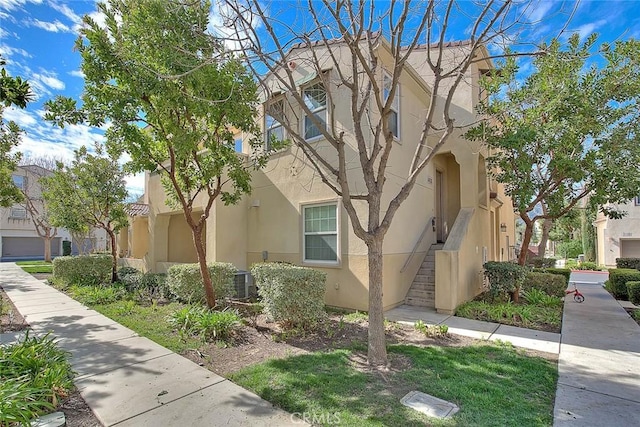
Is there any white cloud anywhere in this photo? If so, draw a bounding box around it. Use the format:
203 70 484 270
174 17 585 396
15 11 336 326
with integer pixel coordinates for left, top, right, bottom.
209 0 262 52
69 69 85 79
0 0 41 12
27 71 65 98
574 20 606 40
27 18 72 33
3 107 37 127
124 172 145 196
0 43 32 58
50 1 81 25
526 2 554 23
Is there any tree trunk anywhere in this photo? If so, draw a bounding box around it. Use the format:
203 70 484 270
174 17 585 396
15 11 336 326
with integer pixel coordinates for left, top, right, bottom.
537 218 552 259
43 236 52 263
192 227 215 308
108 229 118 283
367 237 387 367
515 217 536 303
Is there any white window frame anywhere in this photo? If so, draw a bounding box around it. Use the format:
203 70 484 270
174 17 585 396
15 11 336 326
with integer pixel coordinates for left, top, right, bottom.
302 201 340 266
302 81 327 142
383 72 400 140
10 206 27 219
635 196 640 206
265 98 285 151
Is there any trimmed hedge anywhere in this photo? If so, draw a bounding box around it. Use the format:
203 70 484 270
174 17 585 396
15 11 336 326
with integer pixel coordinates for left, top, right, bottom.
608 269 640 300
119 268 169 301
627 281 640 305
251 263 327 329
527 257 557 268
52 255 112 287
167 263 236 304
483 262 528 299
616 258 640 270
532 268 571 285
522 272 566 298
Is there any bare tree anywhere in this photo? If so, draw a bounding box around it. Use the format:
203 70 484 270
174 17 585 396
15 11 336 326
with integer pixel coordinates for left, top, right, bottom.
222 0 548 366
17 157 63 262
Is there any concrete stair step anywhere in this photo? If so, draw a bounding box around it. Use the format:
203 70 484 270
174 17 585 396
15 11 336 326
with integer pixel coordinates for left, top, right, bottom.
405 296 435 307
410 283 435 291
407 289 435 299
417 267 435 275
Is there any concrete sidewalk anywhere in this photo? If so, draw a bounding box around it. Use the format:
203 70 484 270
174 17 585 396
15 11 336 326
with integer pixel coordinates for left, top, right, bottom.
0 263 301 426
554 272 640 426
386 305 561 354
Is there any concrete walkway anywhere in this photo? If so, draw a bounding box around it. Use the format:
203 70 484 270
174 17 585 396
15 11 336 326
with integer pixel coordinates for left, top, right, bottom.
554 271 640 426
386 305 561 354
0 263 300 426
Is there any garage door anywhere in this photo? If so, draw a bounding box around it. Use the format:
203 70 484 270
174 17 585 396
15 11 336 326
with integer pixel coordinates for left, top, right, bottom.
2 237 61 258
620 239 640 258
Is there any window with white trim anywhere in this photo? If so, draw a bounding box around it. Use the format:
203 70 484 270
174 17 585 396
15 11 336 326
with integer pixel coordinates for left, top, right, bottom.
10 206 26 219
303 203 338 263
635 195 640 206
265 99 284 150
383 73 400 138
303 82 327 140
234 138 243 153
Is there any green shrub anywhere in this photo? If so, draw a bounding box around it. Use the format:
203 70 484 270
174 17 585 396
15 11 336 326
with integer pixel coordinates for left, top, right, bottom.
575 262 600 271
167 263 236 305
532 268 571 285
167 305 204 335
626 281 640 305
251 263 327 329
0 332 74 424
69 284 127 305
483 262 528 299
608 269 640 299
557 240 582 258
196 308 242 342
52 254 112 287
616 258 640 270
121 271 170 303
527 258 556 268
523 288 563 307
522 272 566 298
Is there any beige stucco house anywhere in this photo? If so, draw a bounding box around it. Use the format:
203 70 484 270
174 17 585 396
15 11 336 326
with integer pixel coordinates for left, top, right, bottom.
122 39 516 314
594 197 640 267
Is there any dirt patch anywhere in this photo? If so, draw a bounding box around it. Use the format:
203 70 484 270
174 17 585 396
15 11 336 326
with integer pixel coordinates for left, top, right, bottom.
183 312 555 377
1 288 29 332
58 391 102 427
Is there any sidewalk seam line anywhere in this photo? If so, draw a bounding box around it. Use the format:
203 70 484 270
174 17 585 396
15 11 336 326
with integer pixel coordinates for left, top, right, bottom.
557 382 640 404
108 378 228 426
74 351 177 380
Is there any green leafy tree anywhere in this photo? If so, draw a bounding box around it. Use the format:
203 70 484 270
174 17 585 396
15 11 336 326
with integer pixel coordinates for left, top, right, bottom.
45 0 270 308
0 56 34 207
468 35 640 281
581 199 597 262
41 146 128 282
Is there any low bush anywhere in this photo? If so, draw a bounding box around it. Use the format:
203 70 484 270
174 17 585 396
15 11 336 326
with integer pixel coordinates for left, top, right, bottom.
121 271 170 303
0 332 74 424
574 262 600 271
414 320 449 338
455 300 562 331
251 263 327 330
117 266 140 281
532 268 571 285
522 272 566 298
196 308 242 342
167 263 236 305
69 284 127 305
527 258 556 268
616 258 640 270
608 269 640 300
483 262 528 300
626 281 640 305
167 305 204 335
523 288 563 307
52 254 112 287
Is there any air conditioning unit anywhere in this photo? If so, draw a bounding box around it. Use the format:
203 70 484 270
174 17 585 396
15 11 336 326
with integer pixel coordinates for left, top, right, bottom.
233 271 253 299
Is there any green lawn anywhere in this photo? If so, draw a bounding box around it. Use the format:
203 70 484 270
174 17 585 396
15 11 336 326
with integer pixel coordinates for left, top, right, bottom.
230 344 557 426
15 260 51 266
17 262 53 274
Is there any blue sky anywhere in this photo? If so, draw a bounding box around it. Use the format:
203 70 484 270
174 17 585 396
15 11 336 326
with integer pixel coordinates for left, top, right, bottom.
1 0 640 196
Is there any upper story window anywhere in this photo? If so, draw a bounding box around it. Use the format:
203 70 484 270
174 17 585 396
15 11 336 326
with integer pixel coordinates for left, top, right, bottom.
234 138 243 153
12 174 26 191
10 206 27 219
265 99 284 150
383 73 400 139
303 82 327 141
635 196 640 206
303 202 339 264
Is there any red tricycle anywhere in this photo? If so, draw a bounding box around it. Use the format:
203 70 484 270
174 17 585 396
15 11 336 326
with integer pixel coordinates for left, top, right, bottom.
565 283 585 303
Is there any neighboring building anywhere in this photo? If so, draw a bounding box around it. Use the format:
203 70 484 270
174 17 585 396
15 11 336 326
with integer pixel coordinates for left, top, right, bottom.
125 39 516 314
117 198 150 272
0 165 71 260
594 197 640 267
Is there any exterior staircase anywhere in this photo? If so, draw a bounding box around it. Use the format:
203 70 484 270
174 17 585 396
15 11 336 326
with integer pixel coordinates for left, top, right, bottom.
405 243 444 308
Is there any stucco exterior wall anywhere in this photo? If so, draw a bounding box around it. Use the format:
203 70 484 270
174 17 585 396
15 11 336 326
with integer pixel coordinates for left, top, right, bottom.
595 200 640 267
